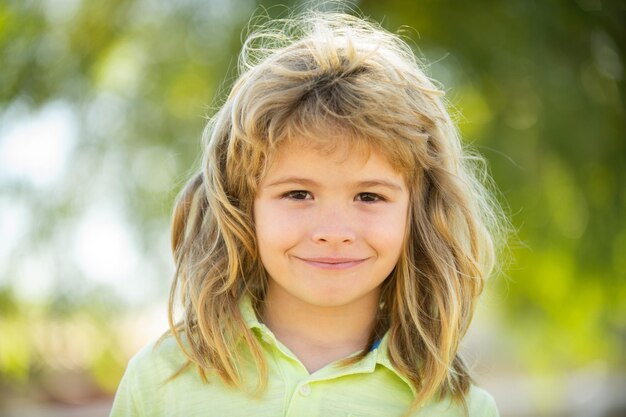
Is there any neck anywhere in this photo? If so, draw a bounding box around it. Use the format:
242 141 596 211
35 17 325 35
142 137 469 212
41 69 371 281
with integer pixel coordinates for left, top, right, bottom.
261 284 379 373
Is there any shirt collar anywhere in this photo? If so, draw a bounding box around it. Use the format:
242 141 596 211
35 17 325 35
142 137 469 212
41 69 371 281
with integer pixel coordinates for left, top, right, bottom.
238 294 417 397
239 294 263 330
372 332 418 397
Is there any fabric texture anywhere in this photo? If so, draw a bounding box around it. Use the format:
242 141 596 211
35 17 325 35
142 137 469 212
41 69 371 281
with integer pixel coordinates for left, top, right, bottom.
109 297 500 417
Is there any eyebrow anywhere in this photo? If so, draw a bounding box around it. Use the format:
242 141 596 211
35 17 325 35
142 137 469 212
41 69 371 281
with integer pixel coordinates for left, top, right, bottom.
265 176 404 191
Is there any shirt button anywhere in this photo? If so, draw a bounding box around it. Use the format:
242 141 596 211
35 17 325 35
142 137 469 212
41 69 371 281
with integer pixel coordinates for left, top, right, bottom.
299 384 311 397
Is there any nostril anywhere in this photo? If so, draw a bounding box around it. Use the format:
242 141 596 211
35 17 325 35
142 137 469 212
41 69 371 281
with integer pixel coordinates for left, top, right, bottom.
311 230 356 244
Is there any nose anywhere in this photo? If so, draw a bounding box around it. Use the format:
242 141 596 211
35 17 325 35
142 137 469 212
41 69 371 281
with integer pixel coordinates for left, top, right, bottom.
311 206 356 244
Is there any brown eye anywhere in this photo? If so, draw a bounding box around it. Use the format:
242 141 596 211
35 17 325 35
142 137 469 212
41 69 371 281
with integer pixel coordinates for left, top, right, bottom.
357 192 384 202
283 190 311 200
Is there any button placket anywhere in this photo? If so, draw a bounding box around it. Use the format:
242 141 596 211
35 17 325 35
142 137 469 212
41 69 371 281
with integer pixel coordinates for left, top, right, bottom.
298 383 311 397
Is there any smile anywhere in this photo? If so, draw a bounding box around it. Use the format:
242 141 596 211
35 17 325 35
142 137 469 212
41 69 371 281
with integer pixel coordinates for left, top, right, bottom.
294 257 368 270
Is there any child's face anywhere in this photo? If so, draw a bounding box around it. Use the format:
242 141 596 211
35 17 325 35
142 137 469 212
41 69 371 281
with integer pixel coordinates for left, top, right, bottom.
254 140 410 309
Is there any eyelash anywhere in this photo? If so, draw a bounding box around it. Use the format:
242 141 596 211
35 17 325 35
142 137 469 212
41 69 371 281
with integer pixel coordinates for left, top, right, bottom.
281 190 386 203
357 192 385 203
282 190 311 200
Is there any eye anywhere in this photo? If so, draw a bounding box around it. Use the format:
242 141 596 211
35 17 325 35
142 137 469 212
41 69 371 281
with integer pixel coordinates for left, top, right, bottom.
356 192 385 203
282 190 312 200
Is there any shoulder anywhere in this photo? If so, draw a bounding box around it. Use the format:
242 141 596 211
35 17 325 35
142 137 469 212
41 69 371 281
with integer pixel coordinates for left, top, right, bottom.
126 334 188 378
417 385 499 417
465 385 499 417
110 335 192 417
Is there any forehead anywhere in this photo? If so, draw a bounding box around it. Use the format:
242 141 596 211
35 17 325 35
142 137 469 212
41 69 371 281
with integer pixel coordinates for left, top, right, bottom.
261 128 406 175
260 138 405 186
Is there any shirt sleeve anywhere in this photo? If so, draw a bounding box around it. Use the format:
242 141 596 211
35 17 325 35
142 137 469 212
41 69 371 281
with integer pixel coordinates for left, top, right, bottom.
109 357 142 417
483 394 500 417
469 386 500 417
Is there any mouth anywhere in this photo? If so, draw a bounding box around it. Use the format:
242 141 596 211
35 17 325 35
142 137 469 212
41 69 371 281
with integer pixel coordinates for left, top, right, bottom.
294 256 368 270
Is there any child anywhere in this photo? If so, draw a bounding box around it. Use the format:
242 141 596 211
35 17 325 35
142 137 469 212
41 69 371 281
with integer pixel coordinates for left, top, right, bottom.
110 10 506 417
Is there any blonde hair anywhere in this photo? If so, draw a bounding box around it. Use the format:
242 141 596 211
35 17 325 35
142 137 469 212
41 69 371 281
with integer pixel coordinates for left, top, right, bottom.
165 10 506 414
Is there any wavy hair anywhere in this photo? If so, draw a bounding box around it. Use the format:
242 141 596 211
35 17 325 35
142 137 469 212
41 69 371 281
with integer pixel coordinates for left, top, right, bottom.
165 10 507 414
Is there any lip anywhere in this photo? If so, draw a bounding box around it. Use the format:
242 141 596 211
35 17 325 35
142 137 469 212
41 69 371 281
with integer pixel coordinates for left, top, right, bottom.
294 256 368 270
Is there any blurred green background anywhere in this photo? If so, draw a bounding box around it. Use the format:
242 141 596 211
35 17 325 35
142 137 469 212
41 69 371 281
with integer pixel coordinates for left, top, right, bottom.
0 0 624 416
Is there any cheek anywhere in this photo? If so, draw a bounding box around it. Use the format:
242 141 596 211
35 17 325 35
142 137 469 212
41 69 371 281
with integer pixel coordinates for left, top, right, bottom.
254 202 302 251
376 218 407 249
365 207 409 257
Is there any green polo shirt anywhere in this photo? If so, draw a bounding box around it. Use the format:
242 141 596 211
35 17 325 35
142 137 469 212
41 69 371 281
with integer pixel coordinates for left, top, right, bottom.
110 298 499 416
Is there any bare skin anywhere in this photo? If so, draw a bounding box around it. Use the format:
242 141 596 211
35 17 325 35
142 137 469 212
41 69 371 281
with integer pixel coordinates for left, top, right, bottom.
261 282 378 373
253 142 409 373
